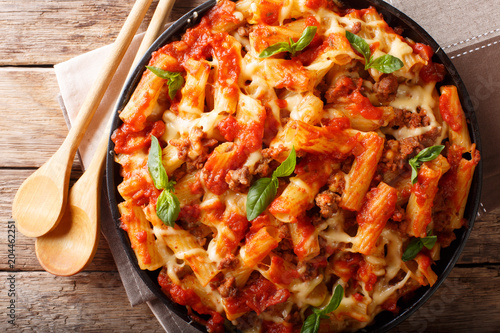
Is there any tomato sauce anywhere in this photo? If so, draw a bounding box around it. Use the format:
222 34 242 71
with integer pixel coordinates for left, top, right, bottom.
267 256 300 285
274 60 310 90
122 173 160 207
420 62 445 83
381 297 399 314
224 275 290 316
135 230 148 243
411 42 434 61
258 0 281 25
357 262 377 292
414 170 437 207
225 212 249 247
189 173 204 195
238 116 266 154
217 115 240 141
326 117 351 130
206 0 239 29
178 204 201 223
347 90 383 120
333 252 362 282
203 144 248 195
158 272 225 333
112 121 165 154
136 244 151 265
261 320 293 333
439 92 463 131
305 0 326 10
417 253 431 271
369 41 380 54
353 292 364 302
293 216 317 260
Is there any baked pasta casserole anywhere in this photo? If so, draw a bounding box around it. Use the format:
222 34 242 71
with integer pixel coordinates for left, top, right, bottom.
111 0 480 331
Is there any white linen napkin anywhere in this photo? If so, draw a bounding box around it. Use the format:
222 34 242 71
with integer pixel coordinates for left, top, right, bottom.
54 1 500 331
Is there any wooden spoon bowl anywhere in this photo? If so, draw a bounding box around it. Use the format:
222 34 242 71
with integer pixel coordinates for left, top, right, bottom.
13 149 73 238
36 200 99 276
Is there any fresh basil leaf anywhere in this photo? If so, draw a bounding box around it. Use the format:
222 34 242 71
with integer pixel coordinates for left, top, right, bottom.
167 73 184 100
273 147 296 178
148 136 168 190
345 30 371 62
259 42 292 58
409 145 445 184
402 238 424 261
146 66 184 100
166 180 177 193
292 26 318 54
421 235 438 250
322 285 344 314
246 177 278 221
156 190 180 227
413 145 445 163
300 313 320 333
259 26 317 58
409 159 419 185
300 285 343 333
368 54 404 73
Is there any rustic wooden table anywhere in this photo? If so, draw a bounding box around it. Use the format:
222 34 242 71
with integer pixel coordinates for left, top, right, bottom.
0 0 498 332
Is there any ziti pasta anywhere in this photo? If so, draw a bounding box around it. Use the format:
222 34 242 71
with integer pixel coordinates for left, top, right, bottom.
111 0 480 332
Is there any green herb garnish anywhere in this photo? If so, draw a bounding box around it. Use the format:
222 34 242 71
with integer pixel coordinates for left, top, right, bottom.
259 26 317 58
345 31 404 73
301 285 344 333
146 66 184 100
246 147 296 220
402 234 438 261
408 145 445 184
148 136 180 227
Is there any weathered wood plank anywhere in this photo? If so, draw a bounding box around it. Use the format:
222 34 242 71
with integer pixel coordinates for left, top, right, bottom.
0 68 75 168
393 265 500 333
458 207 500 264
0 0 206 66
0 267 498 332
0 169 116 271
1 271 163 332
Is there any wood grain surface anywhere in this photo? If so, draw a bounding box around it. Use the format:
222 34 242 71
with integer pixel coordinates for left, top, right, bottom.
1 0 498 332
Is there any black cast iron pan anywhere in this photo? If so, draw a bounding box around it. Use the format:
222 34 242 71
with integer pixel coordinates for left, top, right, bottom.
106 1 483 331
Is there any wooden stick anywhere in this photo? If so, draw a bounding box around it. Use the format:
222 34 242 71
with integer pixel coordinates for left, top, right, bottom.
131 0 176 68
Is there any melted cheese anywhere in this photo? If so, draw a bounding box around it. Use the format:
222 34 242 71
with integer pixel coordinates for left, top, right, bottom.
383 82 442 140
113 0 470 331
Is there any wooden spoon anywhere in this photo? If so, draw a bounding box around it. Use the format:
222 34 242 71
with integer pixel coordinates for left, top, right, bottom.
12 0 154 238
35 133 108 276
36 0 176 276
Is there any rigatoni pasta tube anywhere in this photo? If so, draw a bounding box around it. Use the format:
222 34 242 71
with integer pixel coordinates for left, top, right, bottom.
439 85 472 150
352 182 397 255
118 200 164 270
406 155 450 238
341 132 384 211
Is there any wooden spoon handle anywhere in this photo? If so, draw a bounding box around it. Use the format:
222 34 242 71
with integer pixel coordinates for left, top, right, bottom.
132 0 176 67
84 0 177 174
76 0 178 206
62 0 154 157
83 0 177 177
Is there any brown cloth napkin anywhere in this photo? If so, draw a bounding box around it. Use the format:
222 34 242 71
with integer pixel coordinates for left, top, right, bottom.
54 1 500 331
